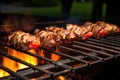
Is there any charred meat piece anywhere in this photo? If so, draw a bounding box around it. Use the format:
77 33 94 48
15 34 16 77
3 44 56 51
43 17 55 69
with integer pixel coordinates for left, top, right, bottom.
6 21 120 50
7 30 40 50
84 21 120 38
84 22 106 38
46 26 74 44
34 29 61 49
96 21 120 34
66 24 93 40
84 21 109 38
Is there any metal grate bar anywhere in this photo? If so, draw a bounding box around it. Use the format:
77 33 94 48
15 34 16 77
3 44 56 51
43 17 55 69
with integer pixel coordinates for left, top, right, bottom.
52 69 72 77
100 36 120 44
106 36 120 42
88 38 120 47
72 44 114 61
35 75 51 80
0 51 53 75
0 40 72 70
73 41 113 57
102 39 120 44
87 39 120 51
15 55 88 79
86 41 120 54
59 45 103 60
39 47 89 64
8 46 72 70
59 45 103 66
0 64 29 80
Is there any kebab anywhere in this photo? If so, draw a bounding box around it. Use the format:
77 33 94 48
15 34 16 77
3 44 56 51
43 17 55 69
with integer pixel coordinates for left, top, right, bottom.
96 21 120 34
34 29 61 49
83 21 120 38
46 26 75 44
7 30 40 50
6 21 120 50
66 24 93 40
46 25 93 44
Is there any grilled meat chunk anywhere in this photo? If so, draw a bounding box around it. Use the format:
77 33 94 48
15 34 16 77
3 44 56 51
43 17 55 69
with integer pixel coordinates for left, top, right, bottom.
66 24 93 40
6 21 120 50
96 21 120 33
46 26 74 44
34 29 61 49
83 21 120 38
7 30 40 50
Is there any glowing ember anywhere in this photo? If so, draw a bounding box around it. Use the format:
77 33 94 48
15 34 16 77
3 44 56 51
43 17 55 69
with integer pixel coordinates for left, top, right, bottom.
0 16 61 78
0 70 9 77
0 48 38 77
58 76 66 80
0 16 37 77
51 46 61 61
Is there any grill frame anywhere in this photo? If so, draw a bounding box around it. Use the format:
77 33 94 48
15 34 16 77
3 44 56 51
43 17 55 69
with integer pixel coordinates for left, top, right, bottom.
0 22 120 80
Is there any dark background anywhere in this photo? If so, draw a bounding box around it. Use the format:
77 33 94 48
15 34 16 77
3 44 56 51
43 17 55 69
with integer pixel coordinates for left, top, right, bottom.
0 0 120 26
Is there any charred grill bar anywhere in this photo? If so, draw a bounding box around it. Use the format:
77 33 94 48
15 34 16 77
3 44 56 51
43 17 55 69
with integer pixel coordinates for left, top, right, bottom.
0 20 120 80
0 31 120 80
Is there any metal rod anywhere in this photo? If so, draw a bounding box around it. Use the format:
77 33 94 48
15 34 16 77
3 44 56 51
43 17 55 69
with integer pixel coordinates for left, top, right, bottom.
59 45 103 65
88 38 120 47
8 46 72 70
100 38 120 44
0 42 73 78
0 40 72 70
35 75 51 80
88 38 120 50
86 41 120 54
106 36 120 41
73 41 113 57
59 45 103 60
15 55 88 78
72 45 114 62
39 47 89 64
0 64 29 80
0 51 53 75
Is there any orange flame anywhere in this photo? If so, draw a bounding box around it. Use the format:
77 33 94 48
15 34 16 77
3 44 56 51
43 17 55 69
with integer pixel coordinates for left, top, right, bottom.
0 16 37 77
51 46 61 61
0 16 62 78
0 48 38 77
0 47 61 77
58 76 66 80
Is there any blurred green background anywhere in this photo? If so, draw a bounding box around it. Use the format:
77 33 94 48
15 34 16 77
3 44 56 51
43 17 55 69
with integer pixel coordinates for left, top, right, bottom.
0 0 106 21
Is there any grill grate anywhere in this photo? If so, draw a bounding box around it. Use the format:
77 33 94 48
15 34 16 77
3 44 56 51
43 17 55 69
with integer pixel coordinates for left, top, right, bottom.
0 33 120 80
0 64 29 80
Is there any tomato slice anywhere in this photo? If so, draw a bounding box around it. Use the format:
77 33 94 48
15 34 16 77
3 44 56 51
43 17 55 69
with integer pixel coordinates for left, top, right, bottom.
29 41 40 49
99 29 108 37
83 32 93 40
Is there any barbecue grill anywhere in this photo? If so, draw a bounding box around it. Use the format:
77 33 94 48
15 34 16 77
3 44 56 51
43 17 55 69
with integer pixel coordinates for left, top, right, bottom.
0 20 120 80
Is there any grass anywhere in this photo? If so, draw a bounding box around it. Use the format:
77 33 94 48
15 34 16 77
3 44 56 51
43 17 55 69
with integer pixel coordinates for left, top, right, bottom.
70 2 106 20
30 6 61 17
1 2 106 20
71 2 93 20
28 2 93 20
